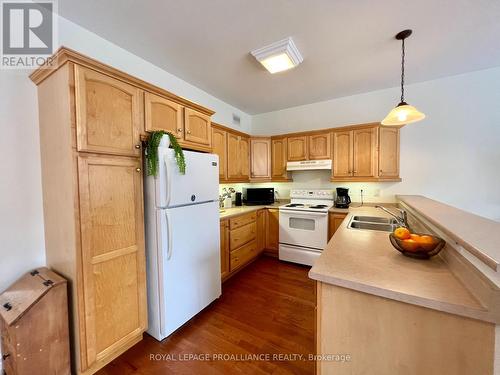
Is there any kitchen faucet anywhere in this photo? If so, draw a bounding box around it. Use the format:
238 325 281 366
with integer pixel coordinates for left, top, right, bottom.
375 205 409 228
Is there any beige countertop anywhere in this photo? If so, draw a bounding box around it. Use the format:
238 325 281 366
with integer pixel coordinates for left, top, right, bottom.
398 195 500 272
219 202 284 219
309 206 494 323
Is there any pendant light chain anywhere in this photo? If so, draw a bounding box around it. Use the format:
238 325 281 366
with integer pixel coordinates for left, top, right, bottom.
400 38 405 103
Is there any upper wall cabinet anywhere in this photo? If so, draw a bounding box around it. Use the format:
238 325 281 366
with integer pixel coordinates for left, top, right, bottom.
352 127 377 178
144 92 184 138
332 130 353 178
144 92 212 151
250 138 271 181
332 127 377 179
287 131 331 161
184 108 212 147
378 127 400 178
227 132 250 182
74 66 143 157
331 125 400 181
271 137 291 181
308 132 332 160
212 127 227 181
287 136 308 161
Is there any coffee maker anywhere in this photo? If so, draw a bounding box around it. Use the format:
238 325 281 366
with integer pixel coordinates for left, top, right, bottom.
334 187 351 208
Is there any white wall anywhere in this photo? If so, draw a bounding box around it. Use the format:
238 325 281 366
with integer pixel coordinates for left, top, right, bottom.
0 15 252 292
251 68 500 221
0 70 46 292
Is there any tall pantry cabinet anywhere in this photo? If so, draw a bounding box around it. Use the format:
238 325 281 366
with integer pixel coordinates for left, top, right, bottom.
32 59 147 374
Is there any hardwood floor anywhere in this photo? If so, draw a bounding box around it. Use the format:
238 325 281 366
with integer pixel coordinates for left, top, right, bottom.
97 256 316 375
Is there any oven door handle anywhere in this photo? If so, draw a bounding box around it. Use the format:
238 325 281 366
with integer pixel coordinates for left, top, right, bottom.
279 210 328 217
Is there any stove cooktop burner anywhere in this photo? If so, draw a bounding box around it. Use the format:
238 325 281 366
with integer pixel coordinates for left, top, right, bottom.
286 203 305 207
309 205 328 209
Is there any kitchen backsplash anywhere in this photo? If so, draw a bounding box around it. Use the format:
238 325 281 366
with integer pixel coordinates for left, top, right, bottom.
219 170 399 203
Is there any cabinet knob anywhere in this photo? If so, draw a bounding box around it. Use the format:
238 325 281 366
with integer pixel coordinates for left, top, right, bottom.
136 168 141 172
177 128 182 132
2 353 10 360
187 130 192 134
379 169 383 173
135 144 141 149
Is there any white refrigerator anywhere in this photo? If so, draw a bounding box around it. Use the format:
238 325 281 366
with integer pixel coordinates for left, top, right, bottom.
144 135 221 341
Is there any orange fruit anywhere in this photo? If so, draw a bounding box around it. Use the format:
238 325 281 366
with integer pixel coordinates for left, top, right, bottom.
410 234 421 242
393 227 411 240
417 235 436 251
401 239 419 252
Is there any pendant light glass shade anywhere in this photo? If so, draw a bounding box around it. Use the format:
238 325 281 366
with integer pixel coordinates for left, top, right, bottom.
381 102 425 126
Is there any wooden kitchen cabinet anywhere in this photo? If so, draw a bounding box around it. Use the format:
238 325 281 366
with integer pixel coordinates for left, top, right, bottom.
308 132 332 160
74 65 143 157
250 138 271 181
220 219 230 281
226 132 250 182
144 91 212 152
265 208 280 256
353 127 377 178
144 91 184 138
332 130 354 178
184 107 212 147
256 209 266 253
271 137 290 181
32 53 154 374
212 127 227 181
328 212 348 240
287 136 308 161
332 125 382 181
379 126 400 178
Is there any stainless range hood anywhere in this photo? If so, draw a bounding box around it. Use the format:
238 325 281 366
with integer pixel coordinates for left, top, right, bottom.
286 159 332 171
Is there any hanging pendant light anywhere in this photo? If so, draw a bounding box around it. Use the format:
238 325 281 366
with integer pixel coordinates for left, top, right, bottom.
381 29 425 126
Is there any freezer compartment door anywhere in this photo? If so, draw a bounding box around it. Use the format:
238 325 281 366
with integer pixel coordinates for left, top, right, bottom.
156 148 219 208
158 200 221 339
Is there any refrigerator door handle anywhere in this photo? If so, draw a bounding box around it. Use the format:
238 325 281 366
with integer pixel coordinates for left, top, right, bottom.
165 210 173 260
164 155 171 207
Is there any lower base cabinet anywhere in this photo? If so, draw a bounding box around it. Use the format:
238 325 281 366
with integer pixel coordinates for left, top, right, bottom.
221 208 279 281
265 209 279 256
317 283 495 375
328 212 348 240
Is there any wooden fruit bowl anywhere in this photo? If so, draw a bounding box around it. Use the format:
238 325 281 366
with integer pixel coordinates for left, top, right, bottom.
389 233 445 259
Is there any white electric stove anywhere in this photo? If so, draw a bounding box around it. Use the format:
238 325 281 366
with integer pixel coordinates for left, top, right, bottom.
279 189 334 266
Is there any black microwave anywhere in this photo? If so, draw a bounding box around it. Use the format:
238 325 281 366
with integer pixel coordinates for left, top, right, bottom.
243 188 275 205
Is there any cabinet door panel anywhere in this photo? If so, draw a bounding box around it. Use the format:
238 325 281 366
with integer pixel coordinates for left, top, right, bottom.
271 138 288 179
287 136 308 161
240 137 250 180
77 155 146 366
333 131 353 177
226 133 241 179
144 92 183 138
212 128 227 181
257 210 266 253
220 220 230 280
265 209 279 255
309 133 332 160
353 128 377 177
75 66 142 156
184 108 211 146
250 138 271 179
379 127 400 178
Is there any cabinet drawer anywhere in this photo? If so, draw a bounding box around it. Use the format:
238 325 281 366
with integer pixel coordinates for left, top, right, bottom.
230 240 258 271
230 222 257 250
229 211 257 230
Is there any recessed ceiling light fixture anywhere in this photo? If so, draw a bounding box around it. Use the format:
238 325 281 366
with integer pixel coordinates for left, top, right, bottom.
381 29 425 126
251 37 303 74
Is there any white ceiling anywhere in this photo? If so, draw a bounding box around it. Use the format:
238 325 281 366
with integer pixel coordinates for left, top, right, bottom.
58 0 500 114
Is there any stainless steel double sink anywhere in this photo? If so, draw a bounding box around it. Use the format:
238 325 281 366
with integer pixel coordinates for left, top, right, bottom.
348 215 399 232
